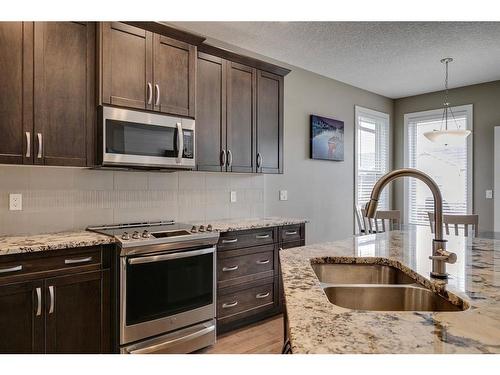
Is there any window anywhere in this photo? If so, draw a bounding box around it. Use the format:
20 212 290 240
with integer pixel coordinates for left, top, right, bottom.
404 105 473 225
355 106 391 222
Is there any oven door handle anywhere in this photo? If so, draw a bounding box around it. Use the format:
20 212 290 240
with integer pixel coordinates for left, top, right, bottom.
126 324 215 354
127 246 215 265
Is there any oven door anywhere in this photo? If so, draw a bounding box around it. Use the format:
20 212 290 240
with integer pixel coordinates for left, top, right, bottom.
120 246 215 345
100 106 195 169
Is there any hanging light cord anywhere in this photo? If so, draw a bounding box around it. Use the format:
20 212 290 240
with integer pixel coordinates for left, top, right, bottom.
440 58 460 131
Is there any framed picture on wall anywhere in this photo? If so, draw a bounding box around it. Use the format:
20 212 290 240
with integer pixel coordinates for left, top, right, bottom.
310 114 345 161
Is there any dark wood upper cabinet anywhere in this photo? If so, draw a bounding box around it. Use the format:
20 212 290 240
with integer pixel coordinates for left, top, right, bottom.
101 22 153 110
196 52 226 172
226 62 257 173
45 270 109 354
0 22 33 165
0 279 44 353
33 22 95 167
256 71 284 174
153 34 196 117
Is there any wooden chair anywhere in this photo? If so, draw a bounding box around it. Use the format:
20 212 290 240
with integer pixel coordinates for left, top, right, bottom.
354 205 369 235
427 212 479 237
358 207 400 234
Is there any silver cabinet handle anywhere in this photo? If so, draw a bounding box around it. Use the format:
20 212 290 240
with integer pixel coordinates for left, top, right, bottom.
0 265 22 274
256 234 270 239
48 285 55 314
227 149 233 167
256 259 270 265
37 133 42 159
285 231 298 235
176 122 183 162
35 287 41 316
257 152 262 169
64 256 93 265
25 132 31 158
222 301 238 309
222 265 239 272
256 292 270 299
221 238 238 244
147 82 152 105
155 84 160 106
221 149 226 167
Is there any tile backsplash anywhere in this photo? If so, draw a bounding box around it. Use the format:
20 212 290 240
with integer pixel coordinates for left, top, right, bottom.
0 166 265 236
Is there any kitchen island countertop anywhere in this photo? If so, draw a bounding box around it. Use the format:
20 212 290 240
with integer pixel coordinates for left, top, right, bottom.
280 227 500 353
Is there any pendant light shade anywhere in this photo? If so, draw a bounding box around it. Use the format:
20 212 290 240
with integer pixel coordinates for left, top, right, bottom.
423 58 471 146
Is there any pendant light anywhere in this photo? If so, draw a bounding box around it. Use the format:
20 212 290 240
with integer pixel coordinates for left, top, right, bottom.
423 58 471 146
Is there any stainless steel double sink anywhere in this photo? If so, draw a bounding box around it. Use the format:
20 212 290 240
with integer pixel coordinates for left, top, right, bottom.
311 262 467 312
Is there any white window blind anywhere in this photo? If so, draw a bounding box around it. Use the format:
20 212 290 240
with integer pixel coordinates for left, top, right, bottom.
404 105 473 226
355 107 391 212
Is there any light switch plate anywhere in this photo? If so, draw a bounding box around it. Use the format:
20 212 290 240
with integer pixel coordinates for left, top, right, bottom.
486 190 493 199
230 191 237 203
9 193 22 211
279 190 288 201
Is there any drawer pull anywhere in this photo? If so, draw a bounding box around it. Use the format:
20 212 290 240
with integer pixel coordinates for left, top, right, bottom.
256 259 270 265
221 238 238 244
222 301 238 309
256 234 270 239
222 265 239 272
64 256 93 265
0 265 23 274
256 292 270 299
285 231 298 235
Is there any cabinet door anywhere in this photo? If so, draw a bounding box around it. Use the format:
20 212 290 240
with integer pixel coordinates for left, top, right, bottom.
101 22 153 110
196 52 226 171
226 62 257 173
257 71 284 174
153 34 196 117
33 22 95 167
0 280 44 353
0 22 33 165
45 270 109 354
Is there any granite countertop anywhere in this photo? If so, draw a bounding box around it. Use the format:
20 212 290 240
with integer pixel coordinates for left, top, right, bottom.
189 217 308 232
280 227 500 354
0 231 117 256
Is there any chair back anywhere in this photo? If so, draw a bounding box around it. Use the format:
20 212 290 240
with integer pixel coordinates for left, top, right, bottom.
360 208 400 233
427 212 479 237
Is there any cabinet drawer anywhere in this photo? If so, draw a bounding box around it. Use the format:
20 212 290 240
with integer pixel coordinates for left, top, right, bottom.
0 247 102 282
217 280 274 319
218 246 274 287
280 224 303 243
218 228 276 251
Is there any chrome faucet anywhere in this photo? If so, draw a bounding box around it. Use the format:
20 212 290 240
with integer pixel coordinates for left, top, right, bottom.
364 168 457 279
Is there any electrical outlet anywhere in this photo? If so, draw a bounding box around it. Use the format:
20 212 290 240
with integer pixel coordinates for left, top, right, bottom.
230 191 237 203
9 193 22 211
279 190 288 201
486 190 493 199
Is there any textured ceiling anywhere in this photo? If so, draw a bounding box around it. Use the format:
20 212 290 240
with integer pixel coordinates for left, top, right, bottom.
172 22 500 98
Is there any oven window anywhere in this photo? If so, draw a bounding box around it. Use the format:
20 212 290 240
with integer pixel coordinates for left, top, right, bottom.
126 252 213 326
105 119 177 158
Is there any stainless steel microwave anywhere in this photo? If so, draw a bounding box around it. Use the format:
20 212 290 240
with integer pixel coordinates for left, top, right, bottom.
97 106 195 170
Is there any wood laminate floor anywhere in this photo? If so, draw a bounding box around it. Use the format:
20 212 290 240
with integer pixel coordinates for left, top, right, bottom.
198 315 284 354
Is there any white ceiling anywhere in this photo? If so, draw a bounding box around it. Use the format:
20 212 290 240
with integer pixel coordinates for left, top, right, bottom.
172 22 500 98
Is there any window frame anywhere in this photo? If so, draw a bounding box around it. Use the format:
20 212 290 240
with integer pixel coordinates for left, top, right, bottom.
354 106 391 233
403 104 474 225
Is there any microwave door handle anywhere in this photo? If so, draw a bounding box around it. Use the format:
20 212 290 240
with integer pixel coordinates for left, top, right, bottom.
176 122 183 163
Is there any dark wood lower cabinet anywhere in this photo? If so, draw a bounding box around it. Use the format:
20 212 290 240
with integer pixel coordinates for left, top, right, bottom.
0 245 112 354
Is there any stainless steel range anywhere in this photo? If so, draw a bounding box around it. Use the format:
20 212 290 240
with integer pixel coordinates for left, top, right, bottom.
88 220 219 354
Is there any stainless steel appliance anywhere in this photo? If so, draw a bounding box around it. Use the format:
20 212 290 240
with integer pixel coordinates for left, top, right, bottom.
97 106 195 170
88 220 219 354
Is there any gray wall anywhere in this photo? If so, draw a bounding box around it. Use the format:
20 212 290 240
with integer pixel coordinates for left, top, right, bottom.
393 80 500 231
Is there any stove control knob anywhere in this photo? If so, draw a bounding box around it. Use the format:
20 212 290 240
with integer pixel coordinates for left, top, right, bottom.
122 232 130 240
199 225 205 232
132 231 140 239
191 225 198 233
142 230 150 238
207 224 213 232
